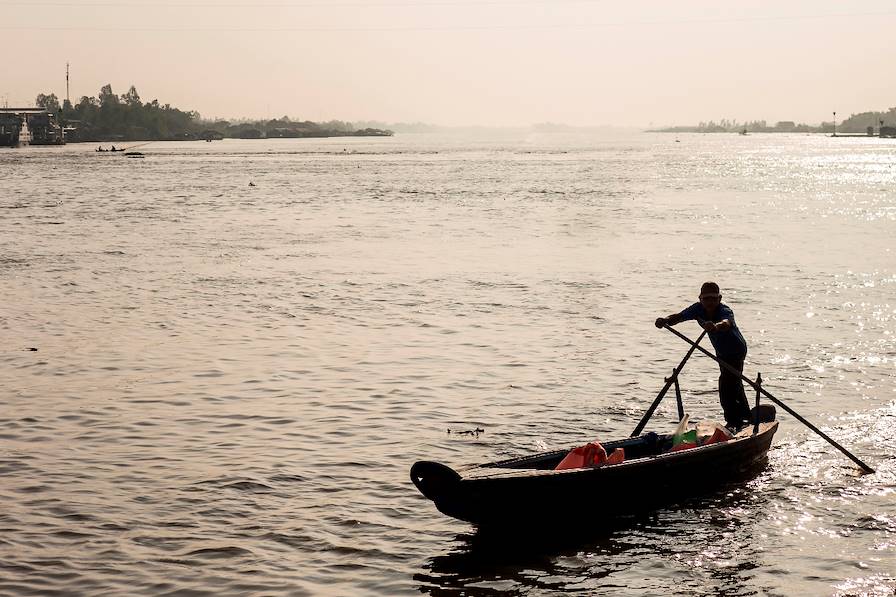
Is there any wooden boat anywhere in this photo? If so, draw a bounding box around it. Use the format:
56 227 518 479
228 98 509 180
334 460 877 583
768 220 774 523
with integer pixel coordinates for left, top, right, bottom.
411 331 784 526
411 326 876 527
411 414 777 526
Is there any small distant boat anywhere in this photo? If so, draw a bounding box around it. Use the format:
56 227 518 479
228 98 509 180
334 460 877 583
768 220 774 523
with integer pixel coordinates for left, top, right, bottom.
739 128 748 135
96 146 125 152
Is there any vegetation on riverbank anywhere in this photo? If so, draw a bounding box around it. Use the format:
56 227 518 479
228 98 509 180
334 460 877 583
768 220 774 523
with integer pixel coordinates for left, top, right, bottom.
34 84 393 142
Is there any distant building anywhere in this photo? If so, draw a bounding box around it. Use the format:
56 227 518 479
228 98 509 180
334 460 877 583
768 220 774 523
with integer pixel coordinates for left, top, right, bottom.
881 126 896 138
0 112 23 146
200 130 224 141
775 121 796 131
26 111 65 145
0 108 65 145
238 128 263 139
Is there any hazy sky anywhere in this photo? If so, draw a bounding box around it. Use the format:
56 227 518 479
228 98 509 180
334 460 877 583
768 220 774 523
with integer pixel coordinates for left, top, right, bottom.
2 0 894 126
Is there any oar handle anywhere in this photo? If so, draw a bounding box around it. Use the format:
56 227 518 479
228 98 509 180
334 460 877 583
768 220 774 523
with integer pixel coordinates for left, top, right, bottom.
663 324 875 474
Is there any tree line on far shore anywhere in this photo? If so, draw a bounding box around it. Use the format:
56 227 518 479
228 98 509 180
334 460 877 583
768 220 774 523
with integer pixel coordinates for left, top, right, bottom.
34 85 392 142
650 108 896 134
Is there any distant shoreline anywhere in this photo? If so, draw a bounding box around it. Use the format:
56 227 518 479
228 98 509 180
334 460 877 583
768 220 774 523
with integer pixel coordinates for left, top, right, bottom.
648 109 896 135
647 125 826 134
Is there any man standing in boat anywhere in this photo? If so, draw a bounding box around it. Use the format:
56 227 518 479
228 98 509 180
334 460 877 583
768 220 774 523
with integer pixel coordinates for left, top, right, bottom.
654 282 751 429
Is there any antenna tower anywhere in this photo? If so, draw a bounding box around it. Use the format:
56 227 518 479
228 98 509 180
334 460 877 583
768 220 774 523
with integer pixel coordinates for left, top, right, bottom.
66 62 70 106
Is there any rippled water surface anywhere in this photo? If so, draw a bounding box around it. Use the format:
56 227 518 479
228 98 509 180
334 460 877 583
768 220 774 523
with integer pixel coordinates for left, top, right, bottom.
1 132 895 596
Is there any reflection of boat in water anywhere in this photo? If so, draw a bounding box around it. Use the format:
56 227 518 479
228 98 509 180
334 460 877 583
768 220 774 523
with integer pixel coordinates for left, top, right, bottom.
417 484 768 595
411 343 778 527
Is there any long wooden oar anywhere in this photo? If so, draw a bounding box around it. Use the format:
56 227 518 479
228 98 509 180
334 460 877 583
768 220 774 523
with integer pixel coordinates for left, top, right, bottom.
663 324 875 474
631 329 707 437
122 141 151 151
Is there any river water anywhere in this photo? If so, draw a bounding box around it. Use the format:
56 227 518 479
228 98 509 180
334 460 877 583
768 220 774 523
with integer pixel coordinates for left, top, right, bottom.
1 132 894 596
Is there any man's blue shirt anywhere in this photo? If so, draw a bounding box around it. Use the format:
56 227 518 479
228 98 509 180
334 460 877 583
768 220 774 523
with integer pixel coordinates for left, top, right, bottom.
678 302 747 360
